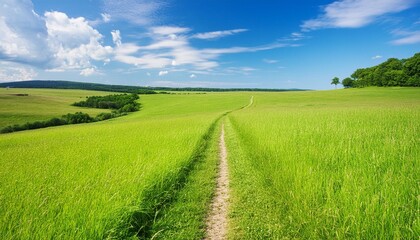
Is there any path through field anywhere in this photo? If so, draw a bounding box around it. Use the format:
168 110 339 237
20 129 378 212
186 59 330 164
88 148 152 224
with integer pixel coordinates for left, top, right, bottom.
205 124 229 240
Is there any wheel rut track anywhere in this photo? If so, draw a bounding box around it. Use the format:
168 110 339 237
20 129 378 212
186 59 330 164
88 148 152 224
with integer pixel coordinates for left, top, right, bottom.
205 96 253 240
110 96 253 239
205 125 229 240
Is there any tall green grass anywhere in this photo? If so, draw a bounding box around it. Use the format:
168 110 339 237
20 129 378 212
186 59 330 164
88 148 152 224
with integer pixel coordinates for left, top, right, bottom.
227 88 419 239
0 91 248 239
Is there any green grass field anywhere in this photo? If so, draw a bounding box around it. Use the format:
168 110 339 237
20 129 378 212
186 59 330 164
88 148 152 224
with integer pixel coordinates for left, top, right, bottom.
0 88 114 128
227 88 419 239
0 87 419 239
0 90 249 239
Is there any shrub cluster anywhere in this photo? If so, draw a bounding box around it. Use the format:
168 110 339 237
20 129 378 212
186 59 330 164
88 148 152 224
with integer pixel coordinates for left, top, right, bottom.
0 111 131 134
72 93 140 111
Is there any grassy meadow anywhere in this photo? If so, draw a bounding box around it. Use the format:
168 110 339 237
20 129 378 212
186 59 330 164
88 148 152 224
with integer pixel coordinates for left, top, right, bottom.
0 87 419 239
0 88 114 128
227 88 420 239
0 90 249 239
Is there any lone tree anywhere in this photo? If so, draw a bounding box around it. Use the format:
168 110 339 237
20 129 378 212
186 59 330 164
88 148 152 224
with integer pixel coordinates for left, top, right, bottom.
331 77 340 89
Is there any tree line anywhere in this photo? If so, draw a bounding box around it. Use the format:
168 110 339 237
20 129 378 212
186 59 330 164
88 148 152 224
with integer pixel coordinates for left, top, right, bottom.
1 94 140 134
0 80 308 92
0 80 157 94
331 52 419 88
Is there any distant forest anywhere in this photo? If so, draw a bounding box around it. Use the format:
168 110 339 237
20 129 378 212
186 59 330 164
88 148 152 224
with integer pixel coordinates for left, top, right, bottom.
342 52 420 88
0 80 306 92
0 80 157 94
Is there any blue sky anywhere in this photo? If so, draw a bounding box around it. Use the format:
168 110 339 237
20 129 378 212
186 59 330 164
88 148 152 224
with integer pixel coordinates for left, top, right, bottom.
0 0 419 89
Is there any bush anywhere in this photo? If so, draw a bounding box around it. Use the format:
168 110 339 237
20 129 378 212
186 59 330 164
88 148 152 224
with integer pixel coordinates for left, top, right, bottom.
121 103 139 112
95 112 114 121
45 117 67 127
62 112 94 124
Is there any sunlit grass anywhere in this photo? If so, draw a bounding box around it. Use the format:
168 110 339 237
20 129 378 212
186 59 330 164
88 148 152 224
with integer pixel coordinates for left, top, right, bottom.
0 91 248 239
1 87 418 239
227 88 420 239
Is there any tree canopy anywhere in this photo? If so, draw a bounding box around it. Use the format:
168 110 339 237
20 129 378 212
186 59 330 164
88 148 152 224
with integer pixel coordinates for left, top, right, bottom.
346 53 419 88
72 93 140 112
331 77 340 88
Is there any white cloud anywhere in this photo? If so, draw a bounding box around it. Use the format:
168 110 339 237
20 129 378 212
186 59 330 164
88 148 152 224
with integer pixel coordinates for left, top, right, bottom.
111 30 122 46
201 42 292 55
0 1 112 73
263 59 278 64
0 0 50 65
103 0 166 26
225 67 257 75
151 26 190 36
158 70 168 76
146 72 151 76
280 32 308 42
391 30 420 45
101 13 111 23
89 13 112 26
148 80 255 88
113 26 291 71
302 0 416 31
0 1 297 76
0 62 37 81
115 52 172 69
80 67 99 76
192 29 248 40
190 74 196 78
45 11 113 70
372 55 383 59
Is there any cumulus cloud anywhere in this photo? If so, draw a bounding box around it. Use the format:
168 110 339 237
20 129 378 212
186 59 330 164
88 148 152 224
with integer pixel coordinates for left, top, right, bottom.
191 29 248 39
372 55 383 59
0 0 50 65
302 0 416 31
0 0 298 76
391 30 420 45
45 11 113 70
158 70 168 76
0 1 113 75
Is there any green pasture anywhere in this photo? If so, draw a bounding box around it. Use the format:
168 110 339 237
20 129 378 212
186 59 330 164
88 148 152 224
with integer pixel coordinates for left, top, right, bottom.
0 87 418 239
0 90 249 239
0 88 114 128
227 87 420 239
